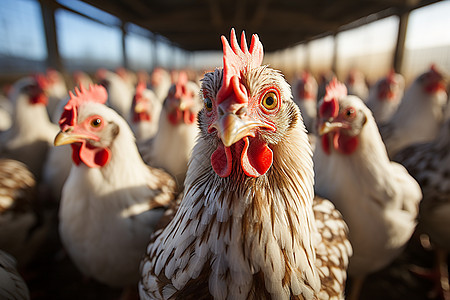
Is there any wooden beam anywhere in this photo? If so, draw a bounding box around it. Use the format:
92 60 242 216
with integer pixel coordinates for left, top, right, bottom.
121 23 128 69
39 0 64 72
393 11 410 73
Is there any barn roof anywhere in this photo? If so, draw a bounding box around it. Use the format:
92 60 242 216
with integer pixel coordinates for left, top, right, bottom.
81 0 440 52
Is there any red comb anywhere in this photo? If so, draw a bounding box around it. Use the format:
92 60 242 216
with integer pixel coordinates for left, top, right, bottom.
320 77 346 119
174 71 189 99
216 28 264 104
134 80 146 103
34 74 49 90
59 84 107 130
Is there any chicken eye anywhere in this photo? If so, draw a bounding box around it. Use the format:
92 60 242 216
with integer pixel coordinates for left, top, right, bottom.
344 107 356 119
262 92 278 110
204 97 213 111
90 118 102 128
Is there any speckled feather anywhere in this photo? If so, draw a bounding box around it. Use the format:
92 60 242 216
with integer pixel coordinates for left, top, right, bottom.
140 63 351 299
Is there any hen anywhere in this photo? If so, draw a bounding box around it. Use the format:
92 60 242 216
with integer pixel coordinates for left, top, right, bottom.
0 75 59 180
313 78 422 299
54 84 176 290
139 29 351 300
129 80 162 142
140 72 201 190
149 67 172 103
96 69 135 118
379 65 448 158
292 71 318 133
366 70 405 125
345 69 369 101
394 103 450 300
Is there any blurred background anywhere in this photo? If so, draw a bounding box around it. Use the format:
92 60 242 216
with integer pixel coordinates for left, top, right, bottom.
0 0 449 86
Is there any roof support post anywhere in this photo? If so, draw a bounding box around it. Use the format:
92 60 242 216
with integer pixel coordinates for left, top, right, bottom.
39 0 64 72
393 10 410 74
121 22 128 69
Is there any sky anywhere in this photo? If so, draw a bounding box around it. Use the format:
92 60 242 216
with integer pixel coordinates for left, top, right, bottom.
0 0 449 70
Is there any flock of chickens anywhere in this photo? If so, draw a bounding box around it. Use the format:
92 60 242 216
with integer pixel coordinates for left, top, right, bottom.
0 29 448 300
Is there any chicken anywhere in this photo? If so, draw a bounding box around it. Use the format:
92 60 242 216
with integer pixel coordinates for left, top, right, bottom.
72 70 93 90
129 80 162 142
96 69 135 118
54 84 177 289
149 67 172 103
0 159 48 267
379 65 448 158
313 78 422 299
394 103 450 300
0 75 60 180
140 72 201 190
292 71 318 133
0 249 30 300
139 29 351 300
45 68 69 119
345 69 369 101
366 70 405 125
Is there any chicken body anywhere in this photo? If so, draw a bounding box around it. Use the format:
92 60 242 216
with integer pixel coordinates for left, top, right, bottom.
366 71 405 125
380 65 448 158
0 76 59 180
314 79 422 276
140 30 351 300
55 85 176 287
345 69 369 101
129 81 162 142
394 104 450 298
140 75 201 190
97 69 135 118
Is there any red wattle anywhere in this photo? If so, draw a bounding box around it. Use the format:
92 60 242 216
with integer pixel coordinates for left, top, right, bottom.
134 112 151 122
71 141 111 168
168 108 182 125
183 111 196 124
321 135 331 155
240 137 273 177
211 143 233 177
333 132 359 155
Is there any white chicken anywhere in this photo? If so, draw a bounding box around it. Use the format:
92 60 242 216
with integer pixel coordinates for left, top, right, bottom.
0 75 59 180
45 69 68 119
54 84 177 291
292 71 318 133
139 29 351 300
366 70 405 125
96 69 135 118
140 72 201 190
345 69 369 101
380 65 448 158
313 78 422 299
149 67 172 103
129 80 162 142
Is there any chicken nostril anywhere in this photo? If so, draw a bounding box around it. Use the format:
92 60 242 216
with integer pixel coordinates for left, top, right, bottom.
218 107 225 116
235 106 247 116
